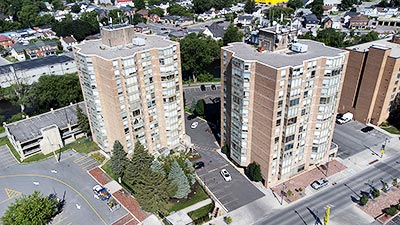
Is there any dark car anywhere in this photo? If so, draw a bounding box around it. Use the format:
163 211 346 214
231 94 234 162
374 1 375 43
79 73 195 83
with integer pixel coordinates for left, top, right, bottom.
161 27 167 30
194 161 205 169
361 126 374 133
187 114 197 120
211 84 216 90
200 85 206 91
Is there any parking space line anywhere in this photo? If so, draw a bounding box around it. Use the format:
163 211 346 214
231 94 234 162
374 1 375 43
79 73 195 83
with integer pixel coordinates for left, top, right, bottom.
59 153 79 162
207 168 218 174
219 164 229 169
78 158 95 167
82 161 98 170
73 156 87 163
1 157 17 164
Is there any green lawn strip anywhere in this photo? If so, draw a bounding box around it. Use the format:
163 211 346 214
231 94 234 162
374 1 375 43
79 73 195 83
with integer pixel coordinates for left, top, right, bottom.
166 184 209 213
187 203 214 221
22 138 98 163
382 126 400 135
101 161 136 193
0 137 22 163
0 126 5 133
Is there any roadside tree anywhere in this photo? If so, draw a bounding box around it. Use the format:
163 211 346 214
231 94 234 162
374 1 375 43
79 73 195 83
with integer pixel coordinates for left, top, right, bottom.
110 140 128 179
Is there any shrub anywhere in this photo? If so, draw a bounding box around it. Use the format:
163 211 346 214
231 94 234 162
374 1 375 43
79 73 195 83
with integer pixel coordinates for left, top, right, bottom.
287 190 293 197
380 121 390 127
225 216 233 224
360 194 369 206
385 206 398 216
372 188 380 198
396 203 400 211
91 152 105 163
393 178 398 187
247 162 263 182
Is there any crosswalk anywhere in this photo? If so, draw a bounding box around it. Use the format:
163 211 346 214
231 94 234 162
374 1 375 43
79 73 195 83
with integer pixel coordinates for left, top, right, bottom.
73 155 99 171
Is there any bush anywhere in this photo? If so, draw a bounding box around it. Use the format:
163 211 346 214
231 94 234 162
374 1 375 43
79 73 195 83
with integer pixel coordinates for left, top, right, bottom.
385 206 398 216
287 190 293 197
197 73 214 82
396 203 400 211
247 162 263 182
91 152 105 163
380 121 390 127
372 188 380 198
360 194 369 206
393 178 398 187
225 216 233 224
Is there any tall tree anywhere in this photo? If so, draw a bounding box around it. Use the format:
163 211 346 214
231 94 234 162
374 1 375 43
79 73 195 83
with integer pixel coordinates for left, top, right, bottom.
223 24 243 46
124 141 154 186
1 191 59 225
151 160 166 176
135 0 146 10
388 98 400 129
287 0 304 9
110 140 128 178
244 0 256 14
167 4 194 18
168 160 191 199
76 105 91 136
310 0 324 18
247 162 263 182
71 4 81 13
148 7 164 17
194 99 205 116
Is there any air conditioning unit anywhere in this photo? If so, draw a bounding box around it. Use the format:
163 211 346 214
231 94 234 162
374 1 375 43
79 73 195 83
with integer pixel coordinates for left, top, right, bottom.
291 43 308 53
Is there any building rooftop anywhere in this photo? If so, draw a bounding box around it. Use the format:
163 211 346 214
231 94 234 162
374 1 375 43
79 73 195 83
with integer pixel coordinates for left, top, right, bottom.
5 102 86 143
13 40 57 53
75 33 177 59
0 55 74 74
223 39 345 68
346 37 400 58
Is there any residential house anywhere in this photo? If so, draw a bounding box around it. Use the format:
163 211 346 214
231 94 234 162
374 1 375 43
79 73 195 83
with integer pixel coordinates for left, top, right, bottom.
136 9 149 19
150 14 161 23
323 0 340 12
321 17 333 28
342 11 359 24
116 0 133 7
197 9 216 21
0 55 77 88
234 15 254 27
162 16 193 26
175 0 193 8
348 14 369 29
4 102 87 160
0 35 14 48
11 40 58 61
120 6 135 16
169 31 187 39
303 14 320 29
61 35 78 51
295 8 312 17
202 21 230 40
134 23 150 33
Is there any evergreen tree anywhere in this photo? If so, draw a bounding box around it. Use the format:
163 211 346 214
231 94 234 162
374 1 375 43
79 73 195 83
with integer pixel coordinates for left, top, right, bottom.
135 0 146 10
168 160 191 199
194 99 205 116
151 160 166 176
124 141 154 186
76 105 91 136
185 158 196 185
244 0 256 14
110 140 127 178
247 162 263 182
133 169 176 215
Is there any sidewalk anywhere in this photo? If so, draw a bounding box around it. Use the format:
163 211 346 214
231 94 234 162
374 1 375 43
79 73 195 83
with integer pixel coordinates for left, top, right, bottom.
177 198 212 214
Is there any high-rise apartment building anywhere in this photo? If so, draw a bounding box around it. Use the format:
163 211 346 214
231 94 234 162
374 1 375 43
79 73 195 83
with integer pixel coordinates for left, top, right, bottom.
221 27 348 187
338 35 400 125
74 25 185 153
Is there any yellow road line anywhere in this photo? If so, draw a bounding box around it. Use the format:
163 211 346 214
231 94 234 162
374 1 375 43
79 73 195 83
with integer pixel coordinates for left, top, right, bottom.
219 164 229 169
0 174 107 225
82 161 98 170
52 216 68 225
208 168 218 173
73 156 87 163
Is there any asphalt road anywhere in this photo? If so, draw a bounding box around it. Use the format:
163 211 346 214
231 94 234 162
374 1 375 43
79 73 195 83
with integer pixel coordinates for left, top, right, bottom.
185 114 265 211
184 85 220 107
333 121 389 159
0 149 127 225
148 18 225 36
254 150 400 225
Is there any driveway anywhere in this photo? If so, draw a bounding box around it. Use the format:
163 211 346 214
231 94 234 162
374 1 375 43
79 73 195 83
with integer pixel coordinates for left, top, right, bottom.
185 114 265 211
333 120 390 159
184 85 220 107
0 149 127 225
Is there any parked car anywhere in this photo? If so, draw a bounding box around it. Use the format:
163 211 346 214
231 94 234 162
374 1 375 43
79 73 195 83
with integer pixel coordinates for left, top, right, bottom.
161 27 167 30
211 84 216 90
200 85 206 91
187 114 196 120
191 121 199 129
311 178 329 190
194 161 205 169
93 185 111 201
220 169 232 181
336 112 353 124
361 126 374 133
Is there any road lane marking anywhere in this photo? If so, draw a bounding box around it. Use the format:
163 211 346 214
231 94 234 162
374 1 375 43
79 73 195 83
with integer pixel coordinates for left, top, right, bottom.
219 164 229 169
4 188 22 199
207 168 218 173
0 174 107 225
52 214 68 225
59 153 79 162
77 158 94 166
82 161 98 170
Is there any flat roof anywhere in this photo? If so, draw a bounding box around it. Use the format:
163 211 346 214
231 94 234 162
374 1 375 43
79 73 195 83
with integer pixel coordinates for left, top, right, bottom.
5 102 86 143
0 55 74 74
346 37 400 58
74 33 177 60
222 39 346 68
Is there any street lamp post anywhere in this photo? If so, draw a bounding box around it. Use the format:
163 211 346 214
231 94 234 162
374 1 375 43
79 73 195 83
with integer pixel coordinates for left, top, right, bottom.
280 182 286 205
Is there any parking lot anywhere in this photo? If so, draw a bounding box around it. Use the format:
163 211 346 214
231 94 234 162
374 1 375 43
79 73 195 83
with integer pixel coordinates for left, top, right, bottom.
183 84 220 107
0 145 19 168
333 120 390 159
185 114 265 212
0 149 127 225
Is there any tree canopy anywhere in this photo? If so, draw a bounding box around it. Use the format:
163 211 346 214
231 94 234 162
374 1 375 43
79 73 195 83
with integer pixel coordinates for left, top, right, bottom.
168 160 191 199
309 0 324 19
223 24 243 46
77 105 91 136
244 0 256 14
52 12 100 41
287 0 304 9
135 0 146 10
1 191 59 225
194 99 205 117
148 7 164 17
124 141 154 186
193 0 233 14
110 140 128 178
247 162 263 182
179 33 221 80
167 4 194 18
388 98 400 129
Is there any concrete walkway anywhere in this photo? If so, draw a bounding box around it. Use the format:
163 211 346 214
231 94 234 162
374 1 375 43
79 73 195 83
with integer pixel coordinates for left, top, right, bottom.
177 198 212 214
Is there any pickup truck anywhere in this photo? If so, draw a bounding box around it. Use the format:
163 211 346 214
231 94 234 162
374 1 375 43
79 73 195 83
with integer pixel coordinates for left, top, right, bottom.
93 185 111 201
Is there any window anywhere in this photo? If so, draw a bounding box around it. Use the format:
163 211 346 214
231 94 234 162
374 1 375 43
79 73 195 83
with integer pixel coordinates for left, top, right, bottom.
285 135 295 143
289 98 300 106
276 119 281 126
287 117 297 125
284 143 294 151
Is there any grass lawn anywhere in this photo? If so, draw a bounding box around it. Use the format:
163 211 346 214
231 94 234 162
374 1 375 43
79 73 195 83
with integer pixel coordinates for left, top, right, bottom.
382 126 400 135
166 184 209 213
188 203 214 221
0 126 4 133
4 56 18 62
101 161 136 193
0 137 21 162
23 138 99 163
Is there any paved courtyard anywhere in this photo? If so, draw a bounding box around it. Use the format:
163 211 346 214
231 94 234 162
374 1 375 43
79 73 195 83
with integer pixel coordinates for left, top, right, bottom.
0 149 127 225
183 84 220 107
333 121 390 159
185 114 265 212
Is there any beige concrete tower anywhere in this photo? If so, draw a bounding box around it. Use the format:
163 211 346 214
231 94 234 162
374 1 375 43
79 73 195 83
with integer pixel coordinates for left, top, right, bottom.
221 26 348 187
73 25 185 154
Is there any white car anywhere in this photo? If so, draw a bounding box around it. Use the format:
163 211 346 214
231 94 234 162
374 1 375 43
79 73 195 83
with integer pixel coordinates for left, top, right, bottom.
220 169 232 181
191 121 199 129
311 178 329 190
